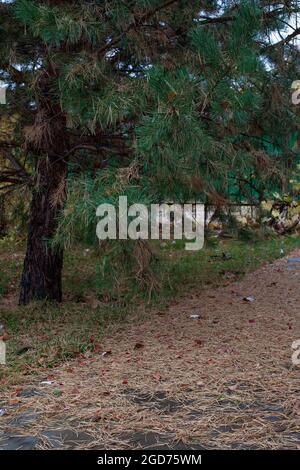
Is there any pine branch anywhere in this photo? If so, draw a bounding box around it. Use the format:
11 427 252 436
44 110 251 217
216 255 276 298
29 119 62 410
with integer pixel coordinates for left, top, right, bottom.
265 27 300 49
95 0 179 58
197 6 300 25
64 144 98 158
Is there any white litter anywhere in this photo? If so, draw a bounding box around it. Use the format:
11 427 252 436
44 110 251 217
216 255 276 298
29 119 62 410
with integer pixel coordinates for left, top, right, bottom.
101 351 112 357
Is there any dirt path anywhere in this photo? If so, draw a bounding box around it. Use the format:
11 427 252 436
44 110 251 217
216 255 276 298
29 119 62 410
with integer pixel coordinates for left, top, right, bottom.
1 251 300 450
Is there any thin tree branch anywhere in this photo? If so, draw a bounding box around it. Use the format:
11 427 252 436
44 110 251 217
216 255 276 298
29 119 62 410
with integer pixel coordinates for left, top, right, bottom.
265 27 300 49
96 0 179 58
0 148 29 179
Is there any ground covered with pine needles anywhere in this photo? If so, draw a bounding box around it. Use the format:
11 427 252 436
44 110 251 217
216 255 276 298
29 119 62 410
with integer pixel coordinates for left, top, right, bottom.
0 241 300 449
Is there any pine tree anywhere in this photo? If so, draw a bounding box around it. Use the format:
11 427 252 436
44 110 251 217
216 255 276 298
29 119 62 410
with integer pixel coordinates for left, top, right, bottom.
0 1 299 304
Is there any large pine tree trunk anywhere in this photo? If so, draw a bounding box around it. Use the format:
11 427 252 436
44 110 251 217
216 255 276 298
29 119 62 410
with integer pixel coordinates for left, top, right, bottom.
19 155 67 305
19 73 68 305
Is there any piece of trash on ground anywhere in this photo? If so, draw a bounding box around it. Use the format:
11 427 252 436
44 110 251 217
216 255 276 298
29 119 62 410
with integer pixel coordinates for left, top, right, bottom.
101 350 112 357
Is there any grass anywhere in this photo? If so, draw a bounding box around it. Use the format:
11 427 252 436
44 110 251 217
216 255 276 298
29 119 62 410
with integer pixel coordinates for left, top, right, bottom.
0 271 9 298
0 233 300 389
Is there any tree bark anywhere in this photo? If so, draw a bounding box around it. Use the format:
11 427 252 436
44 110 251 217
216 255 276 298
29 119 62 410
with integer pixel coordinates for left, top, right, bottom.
19 154 67 305
19 59 69 306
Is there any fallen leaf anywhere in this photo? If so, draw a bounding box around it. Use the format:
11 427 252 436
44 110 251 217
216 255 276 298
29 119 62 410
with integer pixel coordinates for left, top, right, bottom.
180 383 191 390
152 373 162 382
0 333 9 342
11 387 23 397
8 400 20 406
